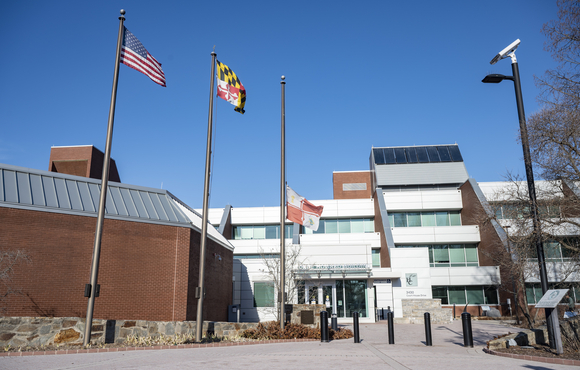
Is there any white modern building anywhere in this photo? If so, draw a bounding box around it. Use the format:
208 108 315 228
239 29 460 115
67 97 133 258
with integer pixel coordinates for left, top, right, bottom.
204 144 580 323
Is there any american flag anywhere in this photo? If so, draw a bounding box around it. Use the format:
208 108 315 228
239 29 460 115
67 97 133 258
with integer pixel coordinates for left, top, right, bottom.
120 27 166 87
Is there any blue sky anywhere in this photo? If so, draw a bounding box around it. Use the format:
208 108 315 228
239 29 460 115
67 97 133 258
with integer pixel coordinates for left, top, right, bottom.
0 1 560 208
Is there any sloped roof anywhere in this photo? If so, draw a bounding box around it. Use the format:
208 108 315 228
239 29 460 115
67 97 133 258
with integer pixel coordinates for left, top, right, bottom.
0 163 233 251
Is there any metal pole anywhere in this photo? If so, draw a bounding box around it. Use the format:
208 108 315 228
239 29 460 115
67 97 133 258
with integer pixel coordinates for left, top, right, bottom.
424 312 432 346
83 9 125 346
387 311 395 344
195 51 217 343
320 311 329 342
511 61 556 349
353 311 360 343
279 76 286 330
461 312 473 347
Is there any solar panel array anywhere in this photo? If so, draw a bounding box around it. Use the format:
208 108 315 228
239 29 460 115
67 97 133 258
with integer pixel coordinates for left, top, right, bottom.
372 145 463 165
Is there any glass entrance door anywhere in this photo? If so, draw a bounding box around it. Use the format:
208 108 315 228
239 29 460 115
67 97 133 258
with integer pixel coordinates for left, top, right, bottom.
304 282 337 315
322 285 335 314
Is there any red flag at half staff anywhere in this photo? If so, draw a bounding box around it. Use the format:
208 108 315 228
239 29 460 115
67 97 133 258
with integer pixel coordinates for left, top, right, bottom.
286 186 324 231
120 27 166 87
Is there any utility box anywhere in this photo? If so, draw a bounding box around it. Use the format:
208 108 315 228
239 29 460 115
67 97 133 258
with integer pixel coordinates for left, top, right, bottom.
228 304 241 322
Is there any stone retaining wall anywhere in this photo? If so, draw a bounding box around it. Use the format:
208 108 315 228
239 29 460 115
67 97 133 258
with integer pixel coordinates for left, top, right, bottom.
396 299 453 324
487 316 580 350
0 317 259 348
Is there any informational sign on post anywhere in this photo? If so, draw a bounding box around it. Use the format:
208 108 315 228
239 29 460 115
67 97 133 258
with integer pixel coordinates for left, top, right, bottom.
535 289 569 308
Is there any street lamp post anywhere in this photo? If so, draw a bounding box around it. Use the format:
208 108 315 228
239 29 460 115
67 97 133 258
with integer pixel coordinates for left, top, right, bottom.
482 39 560 351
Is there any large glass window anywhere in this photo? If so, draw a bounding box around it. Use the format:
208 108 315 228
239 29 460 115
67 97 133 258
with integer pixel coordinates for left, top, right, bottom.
253 282 275 307
396 244 479 267
432 286 448 304
388 211 462 228
421 212 436 226
432 286 498 305
407 212 421 227
234 225 292 240
303 218 375 235
372 249 380 267
449 286 466 304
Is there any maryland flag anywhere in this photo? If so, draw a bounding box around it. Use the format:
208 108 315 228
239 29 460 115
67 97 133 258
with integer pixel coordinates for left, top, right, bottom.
216 60 246 114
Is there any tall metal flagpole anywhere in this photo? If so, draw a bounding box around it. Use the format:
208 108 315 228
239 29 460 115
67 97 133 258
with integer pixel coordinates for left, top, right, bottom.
83 9 125 346
279 76 286 330
196 51 217 343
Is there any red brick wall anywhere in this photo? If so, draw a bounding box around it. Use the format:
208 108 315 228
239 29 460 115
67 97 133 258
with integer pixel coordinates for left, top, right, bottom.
0 207 232 322
333 172 372 199
49 146 120 183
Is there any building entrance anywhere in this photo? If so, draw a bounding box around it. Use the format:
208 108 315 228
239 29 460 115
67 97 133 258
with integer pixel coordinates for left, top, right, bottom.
304 279 367 318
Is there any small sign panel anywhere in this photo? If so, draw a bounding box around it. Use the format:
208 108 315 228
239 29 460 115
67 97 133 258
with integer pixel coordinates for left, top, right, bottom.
535 289 569 308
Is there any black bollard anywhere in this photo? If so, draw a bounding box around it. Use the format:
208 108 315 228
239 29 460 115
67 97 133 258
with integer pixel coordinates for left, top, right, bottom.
381 308 385 320
461 312 473 348
320 311 329 342
331 313 338 331
387 311 395 344
353 311 360 343
424 312 432 346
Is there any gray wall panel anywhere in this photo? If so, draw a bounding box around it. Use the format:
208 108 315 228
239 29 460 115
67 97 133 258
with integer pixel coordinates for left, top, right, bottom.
130 190 148 218
66 179 83 210
110 187 128 216
77 182 95 212
141 193 159 220
0 170 4 201
17 172 32 205
121 188 138 217
54 178 70 209
375 162 468 186
150 193 169 221
30 174 46 206
4 171 18 203
42 176 59 207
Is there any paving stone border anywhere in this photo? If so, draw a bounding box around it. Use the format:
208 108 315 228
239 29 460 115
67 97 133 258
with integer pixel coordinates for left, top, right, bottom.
0 338 318 357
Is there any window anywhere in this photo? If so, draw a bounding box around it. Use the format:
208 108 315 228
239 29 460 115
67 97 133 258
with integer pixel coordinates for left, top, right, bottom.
432 286 498 305
233 225 293 240
372 249 380 267
388 211 462 228
303 218 375 235
253 282 275 307
432 286 448 304
396 244 479 267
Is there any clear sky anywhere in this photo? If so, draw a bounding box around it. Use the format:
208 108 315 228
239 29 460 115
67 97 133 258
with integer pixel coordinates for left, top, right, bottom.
0 0 560 209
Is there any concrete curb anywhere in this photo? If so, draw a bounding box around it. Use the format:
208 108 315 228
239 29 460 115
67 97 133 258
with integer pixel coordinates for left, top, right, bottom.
483 348 580 366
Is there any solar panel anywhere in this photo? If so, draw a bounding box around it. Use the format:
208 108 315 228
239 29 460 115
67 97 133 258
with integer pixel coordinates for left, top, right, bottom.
394 148 407 163
437 146 451 162
372 145 464 165
426 147 440 162
373 148 385 164
448 145 463 161
416 147 429 162
384 148 396 163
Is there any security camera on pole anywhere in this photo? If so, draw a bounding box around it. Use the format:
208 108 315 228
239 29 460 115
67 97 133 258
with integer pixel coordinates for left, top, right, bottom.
482 39 562 353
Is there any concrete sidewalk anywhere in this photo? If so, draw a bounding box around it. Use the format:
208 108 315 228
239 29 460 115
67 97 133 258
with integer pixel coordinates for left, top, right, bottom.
2 320 577 369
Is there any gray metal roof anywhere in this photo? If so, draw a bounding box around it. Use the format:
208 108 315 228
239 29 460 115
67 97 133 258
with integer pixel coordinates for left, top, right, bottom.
0 163 189 226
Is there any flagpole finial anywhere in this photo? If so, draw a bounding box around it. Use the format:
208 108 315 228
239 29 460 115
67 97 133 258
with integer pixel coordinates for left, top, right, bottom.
119 9 125 20
281 75 285 80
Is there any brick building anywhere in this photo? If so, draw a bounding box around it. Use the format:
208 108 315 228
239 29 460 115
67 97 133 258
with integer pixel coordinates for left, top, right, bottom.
0 146 233 322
